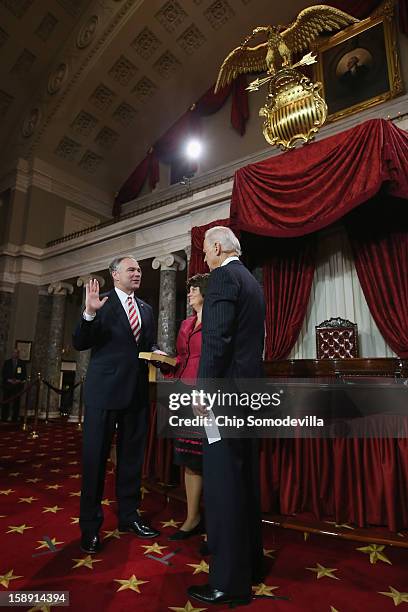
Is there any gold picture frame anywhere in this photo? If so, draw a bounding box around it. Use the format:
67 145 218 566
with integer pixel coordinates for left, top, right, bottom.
313 0 403 123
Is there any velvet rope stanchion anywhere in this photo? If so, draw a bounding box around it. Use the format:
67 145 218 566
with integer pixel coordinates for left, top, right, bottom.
30 373 41 439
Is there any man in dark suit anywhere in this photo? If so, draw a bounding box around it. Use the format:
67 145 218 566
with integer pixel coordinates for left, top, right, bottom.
73 256 163 554
188 227 266 606
1 349 27 422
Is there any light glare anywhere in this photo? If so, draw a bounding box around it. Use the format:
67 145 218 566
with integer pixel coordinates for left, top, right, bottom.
186 139 202 159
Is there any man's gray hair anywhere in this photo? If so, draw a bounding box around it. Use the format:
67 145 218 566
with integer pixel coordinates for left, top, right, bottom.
204 226 242 256
108 255 138 276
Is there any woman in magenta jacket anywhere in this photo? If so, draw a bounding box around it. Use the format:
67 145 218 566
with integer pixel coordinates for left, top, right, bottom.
164 273 209 540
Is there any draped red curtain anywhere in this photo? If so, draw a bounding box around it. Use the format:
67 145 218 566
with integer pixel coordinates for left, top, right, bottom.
114 76 249 211
231 119 408 238
346 196 408 357
189 218 230 275
263 237 316 360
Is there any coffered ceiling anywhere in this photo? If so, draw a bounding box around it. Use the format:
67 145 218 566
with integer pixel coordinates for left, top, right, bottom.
0 0 320 196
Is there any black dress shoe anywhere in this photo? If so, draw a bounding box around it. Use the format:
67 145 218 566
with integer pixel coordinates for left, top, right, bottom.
168 519 205 541
118 517 160 539
187 584 251 607
80 533 100 554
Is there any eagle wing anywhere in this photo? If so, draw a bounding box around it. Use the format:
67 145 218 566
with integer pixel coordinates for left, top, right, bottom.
282 5 358 54
214 42 268 93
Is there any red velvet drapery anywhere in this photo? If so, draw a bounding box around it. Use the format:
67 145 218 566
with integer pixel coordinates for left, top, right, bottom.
189 218 230 275
114 76 249 212
346 196 408 358
230 119 408 238
263 237 316 360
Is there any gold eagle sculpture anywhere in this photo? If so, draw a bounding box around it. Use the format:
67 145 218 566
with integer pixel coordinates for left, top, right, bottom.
214 5 358 93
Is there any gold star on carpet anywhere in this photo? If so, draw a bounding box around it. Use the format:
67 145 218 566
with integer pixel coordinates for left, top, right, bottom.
50 468 62 473
141 542 168 555
18 497 38 504
0 455 12 459
26 478 41 483
187 560 209 575
140 486 149 500
36 537 64 549
161 519 182 528
252 583 279 596
169 601 207 612
46 484 62 490
28 605 51 612
69 491 81 497
330 607 339 612
6 524 33 534
306 563 339 580
67 450 76 454
72 555 102 569
32 463 42 468
114 575 148 593
70 517 79 525
379 586 408 606
103 528 121 540
101 498 115 506
0 569 23 588
0 489 14 495
69 473 81 479
42 506 63 514
36 453 46 457
68 461 79 465
9 472 21 477
263 548 275 558
357 544 392 565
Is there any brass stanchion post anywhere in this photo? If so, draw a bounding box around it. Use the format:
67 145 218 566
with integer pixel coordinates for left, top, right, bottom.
30 373 41 439
22 376 31 431
77 377 84 430
45 384 50 424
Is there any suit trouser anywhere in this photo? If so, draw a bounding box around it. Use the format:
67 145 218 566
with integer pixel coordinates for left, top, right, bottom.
80 403 149 534
203 437 264 595
1 386 22 421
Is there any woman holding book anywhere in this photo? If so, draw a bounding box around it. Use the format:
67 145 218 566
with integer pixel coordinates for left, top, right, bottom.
163 273 209 540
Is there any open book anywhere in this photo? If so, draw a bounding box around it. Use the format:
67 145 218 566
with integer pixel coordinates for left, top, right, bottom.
138 352 176 367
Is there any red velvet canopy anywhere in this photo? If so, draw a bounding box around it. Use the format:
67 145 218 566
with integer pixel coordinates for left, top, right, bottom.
230 119 408 238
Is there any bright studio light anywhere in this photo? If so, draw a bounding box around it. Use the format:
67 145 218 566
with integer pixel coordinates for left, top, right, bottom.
185 139 202 160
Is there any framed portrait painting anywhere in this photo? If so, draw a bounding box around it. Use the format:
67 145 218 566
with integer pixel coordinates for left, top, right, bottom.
15 340 32 362
313 0 403 122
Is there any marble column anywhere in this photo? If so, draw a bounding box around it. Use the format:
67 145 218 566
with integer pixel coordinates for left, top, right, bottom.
184 245 193 318
30 289 53 410
45 282 73 414
0 290 13 365
152 254 186 355
71 274 105 422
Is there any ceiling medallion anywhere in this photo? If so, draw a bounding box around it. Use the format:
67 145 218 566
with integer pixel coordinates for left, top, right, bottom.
215 5 358 150
48 63 68 95
22 107 41 138
77 15 98 49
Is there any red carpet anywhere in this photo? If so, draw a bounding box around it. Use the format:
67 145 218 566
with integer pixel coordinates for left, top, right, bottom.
1 421 408 611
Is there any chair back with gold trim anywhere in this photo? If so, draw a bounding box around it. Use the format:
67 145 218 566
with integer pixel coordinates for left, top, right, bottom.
316 317 359 359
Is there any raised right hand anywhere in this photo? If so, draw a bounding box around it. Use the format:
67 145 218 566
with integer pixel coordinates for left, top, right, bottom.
85 279 108 315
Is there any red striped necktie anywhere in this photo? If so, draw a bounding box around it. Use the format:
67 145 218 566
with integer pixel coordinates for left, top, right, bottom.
127 296 141 343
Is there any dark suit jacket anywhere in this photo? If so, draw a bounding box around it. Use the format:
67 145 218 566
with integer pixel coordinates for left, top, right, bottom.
2 359 27 385
72 289 158 411
198 260 265 381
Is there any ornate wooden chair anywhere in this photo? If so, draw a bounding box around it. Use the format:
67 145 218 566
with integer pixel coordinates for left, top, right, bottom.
315 317 359 359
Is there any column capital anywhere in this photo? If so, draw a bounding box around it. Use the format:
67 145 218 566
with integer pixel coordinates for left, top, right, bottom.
183 245 192 259
47 281 74 296
152 253 186 272
76 274 105 288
